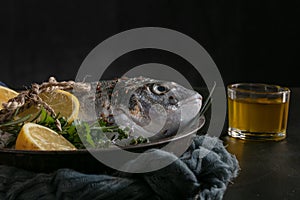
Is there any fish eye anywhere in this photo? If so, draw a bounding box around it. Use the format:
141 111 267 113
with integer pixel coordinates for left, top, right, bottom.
152 84 168 95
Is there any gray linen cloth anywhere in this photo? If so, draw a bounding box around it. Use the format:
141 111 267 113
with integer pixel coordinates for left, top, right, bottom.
0 135 239 200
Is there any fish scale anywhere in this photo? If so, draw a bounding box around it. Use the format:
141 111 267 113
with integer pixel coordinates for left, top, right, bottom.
95 79 117 123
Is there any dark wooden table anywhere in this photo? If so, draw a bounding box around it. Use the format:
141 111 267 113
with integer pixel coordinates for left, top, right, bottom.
222 87 300 200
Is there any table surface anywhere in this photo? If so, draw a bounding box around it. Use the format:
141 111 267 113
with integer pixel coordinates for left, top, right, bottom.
222 87 300 200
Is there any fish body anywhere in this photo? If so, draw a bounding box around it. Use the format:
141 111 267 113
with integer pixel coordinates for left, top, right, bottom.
75 76 202 141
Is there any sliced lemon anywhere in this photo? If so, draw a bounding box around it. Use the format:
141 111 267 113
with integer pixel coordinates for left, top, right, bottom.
15 122 76 150
39 90 80 123
0 86 19 109
18 90 80 123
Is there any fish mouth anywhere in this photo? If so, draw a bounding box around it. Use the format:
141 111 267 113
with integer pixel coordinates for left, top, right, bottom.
178 93 202 125
178 93 202 108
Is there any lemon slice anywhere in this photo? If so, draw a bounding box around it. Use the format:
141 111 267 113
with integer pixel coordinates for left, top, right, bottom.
15 122 76 150
0 86 19 109
39 90 80 123
18 90 80 123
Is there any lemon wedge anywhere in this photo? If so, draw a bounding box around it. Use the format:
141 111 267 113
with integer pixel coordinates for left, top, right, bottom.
17 89 80 123
15 122 76 150
0 86 18 110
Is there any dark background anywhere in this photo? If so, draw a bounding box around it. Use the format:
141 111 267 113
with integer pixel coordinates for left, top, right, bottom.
0 0 299 89
1 2 300 199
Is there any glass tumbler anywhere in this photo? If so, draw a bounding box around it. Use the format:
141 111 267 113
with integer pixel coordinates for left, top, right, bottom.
227 83 290 141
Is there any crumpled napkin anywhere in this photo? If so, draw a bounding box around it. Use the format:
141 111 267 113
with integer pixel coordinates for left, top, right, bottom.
0 135 239 200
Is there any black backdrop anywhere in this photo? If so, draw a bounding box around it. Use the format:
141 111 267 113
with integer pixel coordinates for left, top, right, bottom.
1 0 299 89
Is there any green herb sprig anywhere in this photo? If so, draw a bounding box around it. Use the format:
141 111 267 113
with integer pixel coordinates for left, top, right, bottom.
198 81 216 117
0 107 149 149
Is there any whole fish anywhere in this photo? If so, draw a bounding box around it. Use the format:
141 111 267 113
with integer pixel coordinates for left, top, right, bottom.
75 76 202 141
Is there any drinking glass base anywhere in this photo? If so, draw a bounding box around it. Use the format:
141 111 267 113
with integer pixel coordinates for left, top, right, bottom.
228 128 286 141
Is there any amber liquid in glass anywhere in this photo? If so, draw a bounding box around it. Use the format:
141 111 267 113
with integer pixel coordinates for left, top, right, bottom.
228 97 289 136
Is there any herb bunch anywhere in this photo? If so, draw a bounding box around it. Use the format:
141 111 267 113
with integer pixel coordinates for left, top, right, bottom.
0 108 149 149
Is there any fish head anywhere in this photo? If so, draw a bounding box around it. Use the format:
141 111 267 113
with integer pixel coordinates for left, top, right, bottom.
113 77 202 139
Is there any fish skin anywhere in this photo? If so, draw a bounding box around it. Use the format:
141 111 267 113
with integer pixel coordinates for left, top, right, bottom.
75 76 202 141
